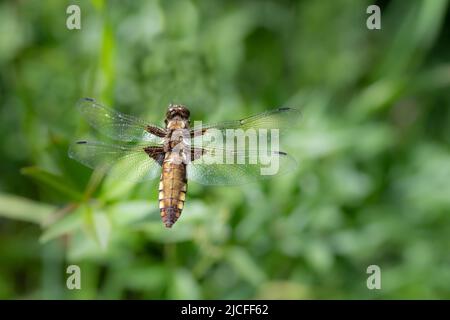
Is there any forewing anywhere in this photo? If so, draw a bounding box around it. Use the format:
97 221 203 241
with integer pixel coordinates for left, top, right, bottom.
68 140 163 182
191 107 300 135
77 98 165 143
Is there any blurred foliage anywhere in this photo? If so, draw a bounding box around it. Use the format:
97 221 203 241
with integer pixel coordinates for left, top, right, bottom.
0 0 449 299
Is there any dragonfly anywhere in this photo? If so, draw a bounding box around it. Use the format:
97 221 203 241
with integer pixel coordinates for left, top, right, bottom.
69 98 300 228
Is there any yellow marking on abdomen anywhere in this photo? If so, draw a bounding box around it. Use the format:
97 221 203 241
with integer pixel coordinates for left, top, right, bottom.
159 153 187 228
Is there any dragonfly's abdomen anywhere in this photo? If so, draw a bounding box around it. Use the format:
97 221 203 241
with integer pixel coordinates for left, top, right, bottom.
159 153 187 228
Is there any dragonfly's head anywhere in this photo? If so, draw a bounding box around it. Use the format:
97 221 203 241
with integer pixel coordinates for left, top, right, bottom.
165 104 190 128
167 104 190 120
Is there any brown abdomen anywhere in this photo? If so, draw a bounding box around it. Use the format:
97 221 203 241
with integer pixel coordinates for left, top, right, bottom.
159 153 187 228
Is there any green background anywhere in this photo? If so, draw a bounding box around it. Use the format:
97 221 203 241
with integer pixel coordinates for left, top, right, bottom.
0 0 449 299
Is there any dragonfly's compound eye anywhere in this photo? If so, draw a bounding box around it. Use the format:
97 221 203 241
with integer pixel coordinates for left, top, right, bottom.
166 105 190 120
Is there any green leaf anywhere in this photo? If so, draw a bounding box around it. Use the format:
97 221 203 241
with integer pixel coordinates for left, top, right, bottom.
40 207 83 243
91 0 105 11
100 174 138 201
92 210 112 250
67 230 108 261
0 193 55 224
21 166 83 201
137 222 195 243
123 265 167 291
226 246 266 286
82 206 111 250
98 20 115 102
168 268 201 299
108 200 159 226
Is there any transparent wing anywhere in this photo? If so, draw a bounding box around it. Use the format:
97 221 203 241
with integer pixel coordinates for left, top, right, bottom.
187 107 299 185
191 107 300 135
190 107 300 150
68 140 163 182
187 148 298 185
77 98 166 143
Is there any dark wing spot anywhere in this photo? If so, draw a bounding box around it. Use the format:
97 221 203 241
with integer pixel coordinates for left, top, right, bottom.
278 107 291 111
84 97 95 102
76 141 87 144
276 151 287 155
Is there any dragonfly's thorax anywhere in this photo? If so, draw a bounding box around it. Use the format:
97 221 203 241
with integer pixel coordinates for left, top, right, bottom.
164 104 190 153
167 119 189 130
163 126 190 153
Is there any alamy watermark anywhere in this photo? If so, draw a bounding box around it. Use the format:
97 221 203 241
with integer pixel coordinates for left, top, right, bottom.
66 5 81 30
366 265 381 290
66 265 81 290
366 5 381 30
67 4 381 31
165 123 283 176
